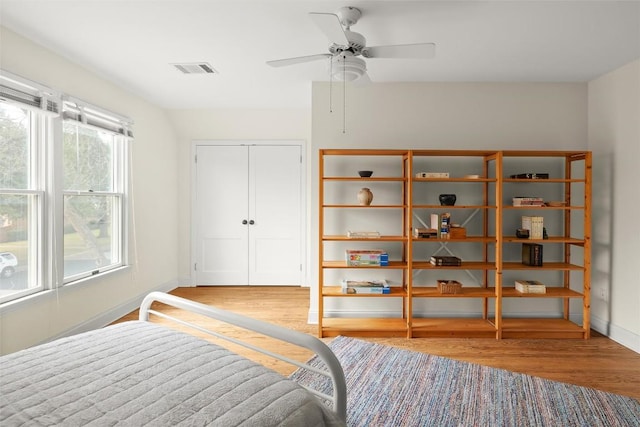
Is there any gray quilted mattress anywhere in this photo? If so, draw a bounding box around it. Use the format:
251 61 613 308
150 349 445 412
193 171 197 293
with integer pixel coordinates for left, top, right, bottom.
0 321 344 426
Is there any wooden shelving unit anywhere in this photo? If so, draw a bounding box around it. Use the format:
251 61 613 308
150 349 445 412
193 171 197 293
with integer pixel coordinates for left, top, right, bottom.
318 149 591 339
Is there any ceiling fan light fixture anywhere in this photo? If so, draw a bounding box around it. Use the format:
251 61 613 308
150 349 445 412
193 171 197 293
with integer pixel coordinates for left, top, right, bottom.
331 55 366 81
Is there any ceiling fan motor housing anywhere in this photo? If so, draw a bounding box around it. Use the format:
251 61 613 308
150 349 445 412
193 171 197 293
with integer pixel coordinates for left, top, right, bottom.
331 54 366 81
329 30 366 55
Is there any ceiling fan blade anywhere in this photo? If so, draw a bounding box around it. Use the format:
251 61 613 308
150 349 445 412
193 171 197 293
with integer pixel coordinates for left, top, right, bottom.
309 12 349 46
266 53 332 68
363 43 436 59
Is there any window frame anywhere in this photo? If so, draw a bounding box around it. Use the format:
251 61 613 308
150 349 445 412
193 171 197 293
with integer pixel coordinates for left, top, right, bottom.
0 69 133 305
60 120 129 284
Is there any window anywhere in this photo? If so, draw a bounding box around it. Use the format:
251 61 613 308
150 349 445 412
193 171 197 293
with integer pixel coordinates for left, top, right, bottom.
0 70 132 304
0 103 43 303
62 122 126 281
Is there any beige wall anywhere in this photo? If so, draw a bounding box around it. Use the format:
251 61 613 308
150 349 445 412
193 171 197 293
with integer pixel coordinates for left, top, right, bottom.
310 81 588 321
0 28 180 354
588 59 640 351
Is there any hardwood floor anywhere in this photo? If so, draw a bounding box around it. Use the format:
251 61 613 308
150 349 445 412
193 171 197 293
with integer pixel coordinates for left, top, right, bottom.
114 286 640 401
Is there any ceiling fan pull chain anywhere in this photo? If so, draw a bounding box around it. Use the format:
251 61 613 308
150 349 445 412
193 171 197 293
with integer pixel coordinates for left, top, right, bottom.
329 57 333 113
343 54 346 134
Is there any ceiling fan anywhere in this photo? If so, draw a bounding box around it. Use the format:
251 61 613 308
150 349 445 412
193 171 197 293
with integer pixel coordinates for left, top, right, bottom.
266 6 435 82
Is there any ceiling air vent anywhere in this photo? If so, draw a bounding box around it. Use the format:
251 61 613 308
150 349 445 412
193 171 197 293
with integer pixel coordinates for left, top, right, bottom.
172 62 217 75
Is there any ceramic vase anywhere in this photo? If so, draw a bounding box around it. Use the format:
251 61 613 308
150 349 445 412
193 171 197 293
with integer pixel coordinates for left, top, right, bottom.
357 188 374 206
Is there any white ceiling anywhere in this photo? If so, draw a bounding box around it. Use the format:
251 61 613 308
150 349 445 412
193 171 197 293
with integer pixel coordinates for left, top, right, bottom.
1 1 639 109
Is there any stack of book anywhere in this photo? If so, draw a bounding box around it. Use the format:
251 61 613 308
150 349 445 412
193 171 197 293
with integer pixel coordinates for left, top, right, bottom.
341 280 390 294
521 243 543 266
345 250 389 266
515 280 546 294
413 228 438 238
510 173 550 179
522 216 544 239
513 197 545 207
347 231 380 238
430 255 462 266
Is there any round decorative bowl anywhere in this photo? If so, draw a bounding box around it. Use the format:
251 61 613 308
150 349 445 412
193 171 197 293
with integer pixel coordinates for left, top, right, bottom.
439 194 457 206
358 170 373 177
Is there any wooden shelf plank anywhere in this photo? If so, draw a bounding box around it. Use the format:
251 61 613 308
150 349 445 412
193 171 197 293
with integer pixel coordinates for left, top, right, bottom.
321 318 408 338
412 204 496 209
411 236 496 243
503 236 584 245
412 261 496 270
322 261 408 269
411 287 495 298
413 178 496 183
411 318 497 338
502 262 584 270
322 287 407 297
500 318 587 339
324 235 406 241
323 204 407 208
323 177 405 182
502 287 584 298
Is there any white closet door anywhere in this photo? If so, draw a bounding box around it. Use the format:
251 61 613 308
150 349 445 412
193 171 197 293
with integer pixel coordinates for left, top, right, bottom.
194 144 302 286
195 145 249 284
248 145 301 285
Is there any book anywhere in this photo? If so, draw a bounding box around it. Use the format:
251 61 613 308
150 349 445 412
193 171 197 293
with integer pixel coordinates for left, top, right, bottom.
341 280 390 294
513 197 545 206
515 280 546 293
345 250 389 266
510 173 550 179
343 286 390 294
522 216 544 239
521 243 543 266
413 228 438 238
416 172 449 178
430 255 462 266
347 231 381 238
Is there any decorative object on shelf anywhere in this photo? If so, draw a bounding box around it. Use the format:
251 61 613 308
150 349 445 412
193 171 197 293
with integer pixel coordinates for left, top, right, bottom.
516 228 530 239
439 194 457 206
463 174 481 179
358 170 373 177
437 280 463 294
357 187 374 205
449 225 466 239
439 213 451 238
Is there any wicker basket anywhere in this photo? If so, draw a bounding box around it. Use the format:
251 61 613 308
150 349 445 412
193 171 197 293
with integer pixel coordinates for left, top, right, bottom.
437 280 462 294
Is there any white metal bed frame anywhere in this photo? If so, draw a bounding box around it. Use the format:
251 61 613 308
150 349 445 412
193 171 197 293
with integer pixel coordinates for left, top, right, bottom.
139 292 347 422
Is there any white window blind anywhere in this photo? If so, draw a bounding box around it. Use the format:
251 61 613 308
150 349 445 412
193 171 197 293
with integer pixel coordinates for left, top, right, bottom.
0 70 60 114
63 97 133 138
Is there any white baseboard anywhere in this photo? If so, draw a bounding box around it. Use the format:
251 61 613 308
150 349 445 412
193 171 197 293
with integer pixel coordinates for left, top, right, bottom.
47 279 178 343
591 314 640 354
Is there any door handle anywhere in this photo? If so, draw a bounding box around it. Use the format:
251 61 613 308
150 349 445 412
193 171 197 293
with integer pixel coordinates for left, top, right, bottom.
242 219 248 225
249 220 255 225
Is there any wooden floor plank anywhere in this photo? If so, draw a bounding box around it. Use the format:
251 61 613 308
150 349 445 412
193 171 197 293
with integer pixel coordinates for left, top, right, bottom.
113 286 640 400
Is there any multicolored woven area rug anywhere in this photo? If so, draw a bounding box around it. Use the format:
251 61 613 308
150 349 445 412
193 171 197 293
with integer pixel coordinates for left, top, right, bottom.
290 336 640 427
